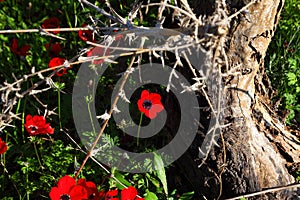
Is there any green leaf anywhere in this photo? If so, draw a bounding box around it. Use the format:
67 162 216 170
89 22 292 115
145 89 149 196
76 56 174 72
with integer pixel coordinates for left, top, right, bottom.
288 58 297 69
286 72 297 86
153 152 168 195
146 173 160 188
179 191 194 200
111 170 131 190
145 190 158 200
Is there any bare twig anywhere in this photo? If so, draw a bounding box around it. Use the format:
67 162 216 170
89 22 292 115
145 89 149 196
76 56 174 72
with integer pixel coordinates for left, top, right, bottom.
227 0 256 21
80 0 129 27
225 183 300 200
74 54 137 179
0 27 120 34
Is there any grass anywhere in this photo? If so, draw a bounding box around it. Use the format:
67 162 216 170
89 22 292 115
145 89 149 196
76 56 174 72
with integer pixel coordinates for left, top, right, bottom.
265 0 300 124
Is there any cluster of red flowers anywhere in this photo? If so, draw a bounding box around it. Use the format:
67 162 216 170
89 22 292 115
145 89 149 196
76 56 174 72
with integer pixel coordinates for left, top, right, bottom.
49 175 144 200
137 90 164 119
0 138 8 154
41 17 71 76
9 16 121 76
24 114 54 136
78 23 110 65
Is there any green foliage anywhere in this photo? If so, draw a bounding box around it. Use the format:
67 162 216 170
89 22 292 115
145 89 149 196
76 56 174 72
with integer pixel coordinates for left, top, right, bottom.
145 190 159 200
1 139 76 198
153 152 168 196
0 0 188 199
296 170 300 182
265 0 300 124
5 0 294 198
265 0 300 188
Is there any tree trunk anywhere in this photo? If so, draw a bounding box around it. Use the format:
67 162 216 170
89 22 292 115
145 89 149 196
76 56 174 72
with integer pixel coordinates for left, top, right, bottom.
173 0 300 199
222 0 300 198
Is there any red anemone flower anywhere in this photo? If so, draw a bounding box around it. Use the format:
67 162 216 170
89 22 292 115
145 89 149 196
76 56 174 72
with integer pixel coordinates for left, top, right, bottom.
77 178 100 199
49 175 89 200
86 47 110 65
0 138 8 154
24 114 54 136
42 17 60 34
137 90 164 119
45 43 61 57
78 23 95 42
10 38 31 57
48 57 70 76
121 186 144 200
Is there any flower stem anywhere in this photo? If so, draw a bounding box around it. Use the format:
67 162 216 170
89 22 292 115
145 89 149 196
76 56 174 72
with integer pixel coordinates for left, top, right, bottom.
57 89 62 130
137 113 143 146
33 141 43 169
74 55 136 179
87 97 96 135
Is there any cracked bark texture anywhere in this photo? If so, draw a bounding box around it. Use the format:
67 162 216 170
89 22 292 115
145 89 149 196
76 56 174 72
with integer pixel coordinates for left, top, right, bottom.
184 0 300 199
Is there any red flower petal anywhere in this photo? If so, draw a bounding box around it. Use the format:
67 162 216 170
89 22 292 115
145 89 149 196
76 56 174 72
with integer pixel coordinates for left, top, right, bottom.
10 38 19 54
42 17 60 34
140 90 150 99
149 104 164 119
148 93 161 104
49 187 62 200
0 138 8 154
45 43 61 57
10 38 31 57
48 57 69 76
99 190 106 199
20 45 31 56
78 23 95 42
106 189 119 199
57 176 76 193
24 114 54 136
137 90 164 119
77 178 99 199
86 47 110 65
49 175 77 200
114 34 123 41
137 99 149 116
51 43 61 54
121 186 138 200
69 185 89 199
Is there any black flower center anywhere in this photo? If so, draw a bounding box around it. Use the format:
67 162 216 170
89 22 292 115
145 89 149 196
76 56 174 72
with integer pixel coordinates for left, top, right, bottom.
142 100 152 110
60 194 71 200
29 125 38 131
88 193 96 199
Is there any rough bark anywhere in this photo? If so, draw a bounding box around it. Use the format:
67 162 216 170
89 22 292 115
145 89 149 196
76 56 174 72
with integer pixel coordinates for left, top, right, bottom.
224 0 300 198
173 0 300 199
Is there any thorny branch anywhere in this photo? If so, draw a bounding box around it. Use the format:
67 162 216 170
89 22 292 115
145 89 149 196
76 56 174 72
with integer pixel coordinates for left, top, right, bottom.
74 54 137 178
0 0 262 198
